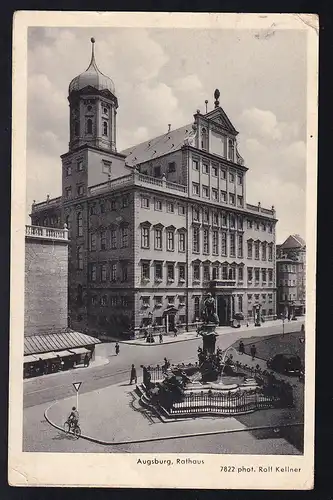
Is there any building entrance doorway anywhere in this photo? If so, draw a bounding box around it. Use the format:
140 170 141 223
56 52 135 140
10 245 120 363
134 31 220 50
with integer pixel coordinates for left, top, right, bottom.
216 295 232 326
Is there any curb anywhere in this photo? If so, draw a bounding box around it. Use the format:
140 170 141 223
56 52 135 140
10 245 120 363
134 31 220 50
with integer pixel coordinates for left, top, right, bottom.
44 400 303 447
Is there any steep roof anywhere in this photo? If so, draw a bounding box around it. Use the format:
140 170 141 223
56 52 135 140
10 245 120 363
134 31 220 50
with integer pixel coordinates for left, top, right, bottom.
121 124 196 167
280 234 306 249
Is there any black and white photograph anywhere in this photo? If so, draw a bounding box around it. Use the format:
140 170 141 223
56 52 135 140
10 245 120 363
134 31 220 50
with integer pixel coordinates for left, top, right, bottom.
9 12 318 489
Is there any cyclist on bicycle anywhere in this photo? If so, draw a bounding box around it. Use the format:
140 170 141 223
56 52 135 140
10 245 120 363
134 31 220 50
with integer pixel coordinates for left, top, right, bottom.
68 406 79 428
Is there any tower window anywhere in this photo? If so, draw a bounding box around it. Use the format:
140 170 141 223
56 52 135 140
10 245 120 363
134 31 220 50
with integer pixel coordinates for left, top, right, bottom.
87 105 92 112
103 107 108 114
74 121 79 136
103 121 108 136
86 119 93 134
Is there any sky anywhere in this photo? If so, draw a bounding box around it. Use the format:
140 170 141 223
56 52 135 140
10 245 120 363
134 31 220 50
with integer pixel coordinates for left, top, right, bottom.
27 27 307 244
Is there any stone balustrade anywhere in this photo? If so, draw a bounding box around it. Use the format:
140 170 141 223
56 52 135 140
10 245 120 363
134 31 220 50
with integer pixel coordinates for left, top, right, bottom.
25 225 69 241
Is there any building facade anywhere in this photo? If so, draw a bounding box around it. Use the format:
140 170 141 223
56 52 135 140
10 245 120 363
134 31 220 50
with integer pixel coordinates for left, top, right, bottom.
30 39 278 338
276 234 306 317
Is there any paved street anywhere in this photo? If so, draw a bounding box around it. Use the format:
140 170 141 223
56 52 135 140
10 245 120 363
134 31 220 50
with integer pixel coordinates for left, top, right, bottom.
23 320 304 454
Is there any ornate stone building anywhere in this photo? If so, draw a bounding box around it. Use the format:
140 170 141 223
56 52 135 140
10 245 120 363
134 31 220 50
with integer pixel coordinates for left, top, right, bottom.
30 39 277 338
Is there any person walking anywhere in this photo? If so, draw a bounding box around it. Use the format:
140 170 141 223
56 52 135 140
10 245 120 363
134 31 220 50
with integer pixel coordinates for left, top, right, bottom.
84 353 90 367
250 344 257 361
115 342 120 355
173 326 178 337
159 333 163 343
130 364 137 384
238 340 245 355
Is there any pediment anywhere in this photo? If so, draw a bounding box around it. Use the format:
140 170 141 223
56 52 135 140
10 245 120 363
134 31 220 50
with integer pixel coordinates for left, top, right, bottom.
205 107 238 135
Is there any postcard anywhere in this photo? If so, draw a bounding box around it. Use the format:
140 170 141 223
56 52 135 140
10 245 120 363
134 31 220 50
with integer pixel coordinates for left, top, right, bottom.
9 11 318 489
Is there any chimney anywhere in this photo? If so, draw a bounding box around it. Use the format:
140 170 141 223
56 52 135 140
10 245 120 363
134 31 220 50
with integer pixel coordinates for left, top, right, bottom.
168 124 171 132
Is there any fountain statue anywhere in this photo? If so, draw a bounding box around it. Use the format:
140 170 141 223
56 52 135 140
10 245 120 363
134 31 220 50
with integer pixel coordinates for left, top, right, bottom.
197 293 219 355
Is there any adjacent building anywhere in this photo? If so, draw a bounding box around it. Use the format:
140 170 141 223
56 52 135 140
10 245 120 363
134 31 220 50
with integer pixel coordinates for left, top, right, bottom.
276 234 306 317
30 38 278 338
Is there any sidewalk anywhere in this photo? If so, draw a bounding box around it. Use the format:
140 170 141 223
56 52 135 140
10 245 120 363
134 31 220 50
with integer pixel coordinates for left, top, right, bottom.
119 319 302 347
45 378 300 453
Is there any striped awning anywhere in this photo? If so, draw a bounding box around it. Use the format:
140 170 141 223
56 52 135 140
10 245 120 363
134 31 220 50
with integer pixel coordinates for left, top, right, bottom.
24 330 100 356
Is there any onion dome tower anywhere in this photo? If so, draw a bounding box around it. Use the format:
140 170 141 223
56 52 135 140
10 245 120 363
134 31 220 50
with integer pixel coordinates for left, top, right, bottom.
68 38 118 152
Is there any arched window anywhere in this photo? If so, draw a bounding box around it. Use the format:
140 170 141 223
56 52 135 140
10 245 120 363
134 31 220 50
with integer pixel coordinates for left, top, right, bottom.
86 118 93 134
74 120 80 136
228 139 234 161
201 128 208 150
77 246 83 270
103 121 108 136
77 212 83 237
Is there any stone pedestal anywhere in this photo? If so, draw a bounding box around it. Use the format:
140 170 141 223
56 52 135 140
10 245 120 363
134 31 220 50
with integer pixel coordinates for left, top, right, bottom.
200 323 218 355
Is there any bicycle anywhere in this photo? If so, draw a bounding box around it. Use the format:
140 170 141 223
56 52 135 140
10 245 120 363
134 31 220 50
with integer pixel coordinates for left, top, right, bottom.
64 419 81 439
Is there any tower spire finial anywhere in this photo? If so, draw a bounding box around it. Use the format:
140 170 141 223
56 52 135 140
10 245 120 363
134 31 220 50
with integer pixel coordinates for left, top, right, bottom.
214 89 220 108
90 37 96 64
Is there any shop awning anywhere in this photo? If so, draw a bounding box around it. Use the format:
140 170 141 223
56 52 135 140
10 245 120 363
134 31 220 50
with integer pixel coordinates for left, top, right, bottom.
54 350 73 358
69 347 90 355
24 330 101 356
23 354 38 364
37 352 58 360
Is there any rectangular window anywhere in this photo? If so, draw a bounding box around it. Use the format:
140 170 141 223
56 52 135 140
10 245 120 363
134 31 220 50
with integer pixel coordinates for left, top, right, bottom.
192 183 199 195
203 265 210 281
237 175 243 185
167 264 174 281
203 209 209 224
110 199 116 211
154 199 162 211
203 229 209 254
193 265 200 281
77 185 84 196
178 232 186 252
121 226 128 248
238 235 243 258
262 242 267 261
167 230 175 251
237 196 243 207
121 296 129 307
238 266 244 281
238 217 243 230
268 269 273 282
261 222 266 231
212 188 218 201
155 262 163 280
100 230 107 250
179 265 185 281
154 165 161 177
193 207 200 221
90 264 97 282
155 296 162 307
110 229 117 249
221 231 227 256
247 268 253 282
212 266 219 280
247 241 253 259
100 202 105 213
90 233 96 251
110 296 117 307
167 202 174 213
221 213 227 226
268 223 273 233
212 165 218 176
192 159 199 171
255 241 260 260
230 214 236 228
179 296 186 307
229 193 235 205
193 227 200 253
268 293 273 302
262 269 267 282
65 187 72 199
141 226 150 248
202 185 209 198
168 162 176 173
222 265 228 280
230 233 235 257
167 295 175 305
213 212 218 225
255 268 260 281
202 163 209 174
229 172 235 183
155 228 162 250
247 219 253 229
142 262 150 280
122 195 129 208
101 264 107 282
121 265 128 282
111 263 117 282
220 168 226 179
141 196 150 209
66 165 72 176
194 297 200 318
212 230 219 255
238 295 243 312
77 160 83 172
268 244 273 261
178 204 185 215
101 295 107 307
220 191 227 203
